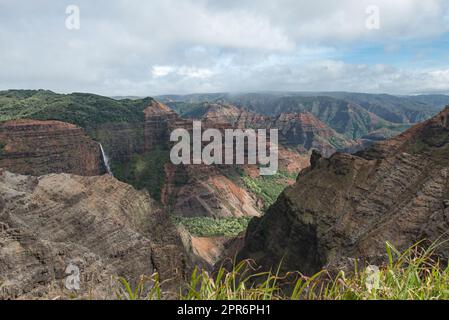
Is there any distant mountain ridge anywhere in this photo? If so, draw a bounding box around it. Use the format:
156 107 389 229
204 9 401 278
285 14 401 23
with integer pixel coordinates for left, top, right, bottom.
158 92 448 141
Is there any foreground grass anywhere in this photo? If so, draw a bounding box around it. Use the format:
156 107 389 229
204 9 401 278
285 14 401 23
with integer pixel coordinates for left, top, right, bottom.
117 241 449 300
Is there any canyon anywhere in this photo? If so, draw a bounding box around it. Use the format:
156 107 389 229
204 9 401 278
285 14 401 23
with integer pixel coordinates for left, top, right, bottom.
179 102 363 157
236 106 449 276
125 99 311 218
1 89 448 299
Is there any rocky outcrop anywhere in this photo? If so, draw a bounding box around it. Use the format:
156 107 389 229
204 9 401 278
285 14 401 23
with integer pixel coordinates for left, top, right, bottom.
195 103 362 157
169 165 261 218
0 170 189 299
201 103 271 129
190 236 230 267
237 106 449 276
273 112 360 157
144 100 180 152
0 120 104 176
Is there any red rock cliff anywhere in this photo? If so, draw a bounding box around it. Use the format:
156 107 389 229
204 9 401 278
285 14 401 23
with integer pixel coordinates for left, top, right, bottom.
0 120 103 176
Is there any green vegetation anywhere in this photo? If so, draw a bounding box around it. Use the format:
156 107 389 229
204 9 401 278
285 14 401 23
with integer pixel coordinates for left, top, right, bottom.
0 89 151 132
242 171 297 209
172 217 252 237
117 241 449 300
166 102 208 118
112 148 170 201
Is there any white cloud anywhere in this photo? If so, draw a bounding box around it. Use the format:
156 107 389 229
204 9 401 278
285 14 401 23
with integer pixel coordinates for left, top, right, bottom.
207 0 449 43
129 59 449 95
0 0 448 95
151 66 176 78
177 67 213 79
151 65 213 79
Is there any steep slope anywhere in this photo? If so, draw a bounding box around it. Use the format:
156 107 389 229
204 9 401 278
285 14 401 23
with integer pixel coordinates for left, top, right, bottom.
143 100 180 151
321 92 442 124
196 103 272 129
0 120 104 176
182 102 360 157
160 92 446 142
229 95 384 139
167 165 262 218
273 112 361 157
236 106 449 276
0 170 189 299
408 94 449 110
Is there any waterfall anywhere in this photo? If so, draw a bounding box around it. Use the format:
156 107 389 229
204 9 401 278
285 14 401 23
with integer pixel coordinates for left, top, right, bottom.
99 143 113 176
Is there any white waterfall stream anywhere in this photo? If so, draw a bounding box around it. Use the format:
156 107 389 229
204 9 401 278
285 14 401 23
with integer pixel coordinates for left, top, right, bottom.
99 143 113 176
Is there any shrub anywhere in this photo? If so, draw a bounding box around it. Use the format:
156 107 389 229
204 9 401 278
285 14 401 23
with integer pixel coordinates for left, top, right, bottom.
171 217 251 237
242 171 297 209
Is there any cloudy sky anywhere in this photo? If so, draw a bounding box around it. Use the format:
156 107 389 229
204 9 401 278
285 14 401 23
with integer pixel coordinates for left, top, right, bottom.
1 0 449 96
